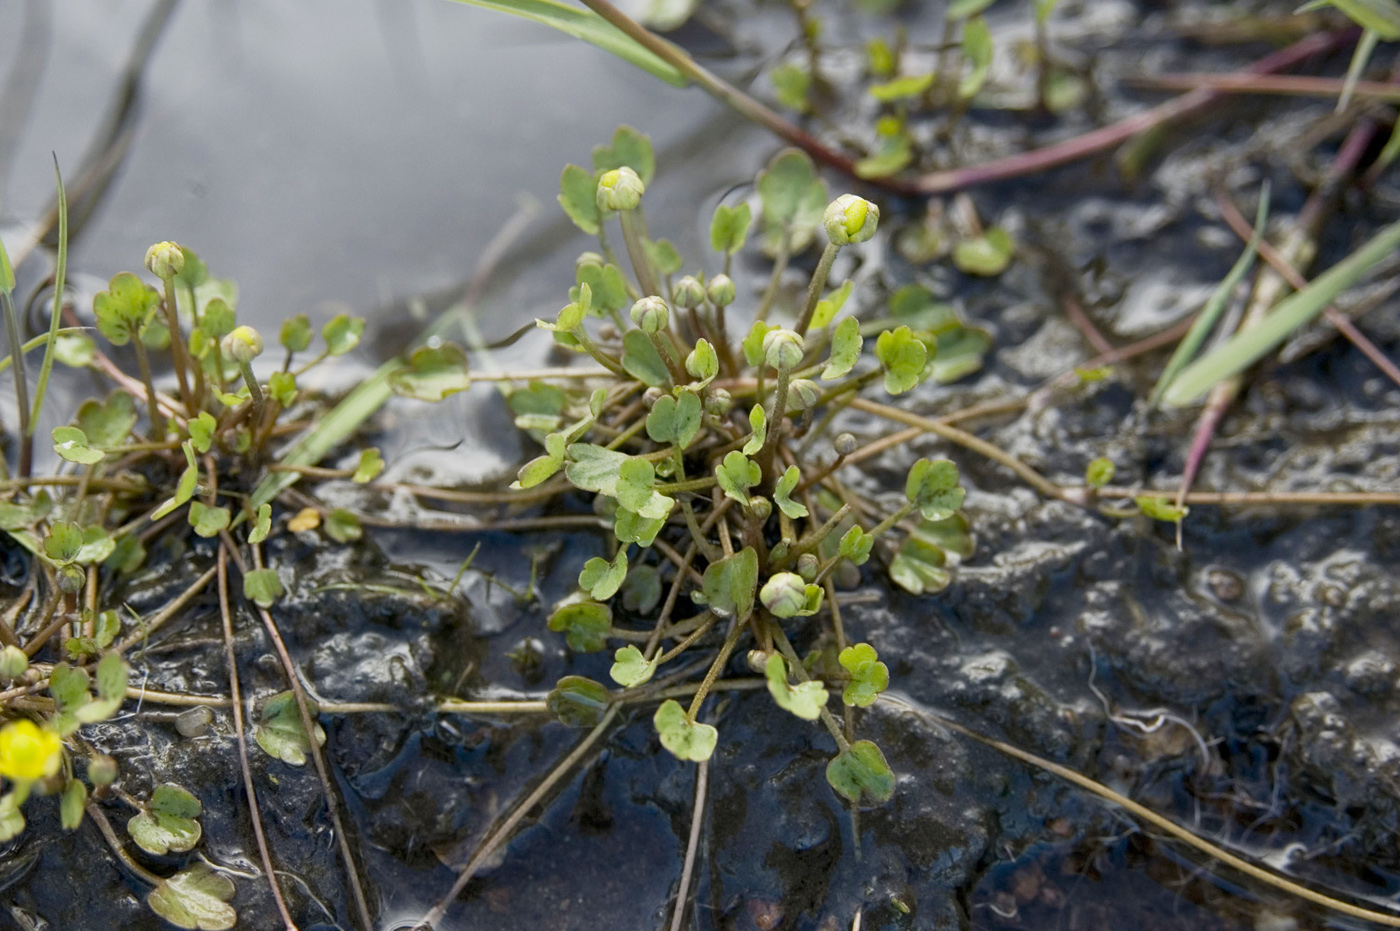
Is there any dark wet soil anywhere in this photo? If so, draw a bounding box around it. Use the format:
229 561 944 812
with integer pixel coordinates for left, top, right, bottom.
4 1 1400 930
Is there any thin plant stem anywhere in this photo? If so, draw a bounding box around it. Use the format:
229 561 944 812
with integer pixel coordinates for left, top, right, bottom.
418 705 621 930
687 619 747 720
224 538 374 931
217 548 297 931
3 290 31 476
793 243 841 337
908 701 1400 928
158 276 193 404
26 156 68 471
668 759 708 931
619 208 661 298
85 802 161 886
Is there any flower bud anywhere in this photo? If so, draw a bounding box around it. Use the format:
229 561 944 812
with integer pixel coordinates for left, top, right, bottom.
796 553 819 582
788 378 820 411
761 572 809 618
630 296 670 334
834 432 858 456
0 645 26 680
747 649 773 674
763 328 804 372
88 753 118 787
575 251 605 273
705 389 732 416
144 241 185 279
823 194 880 246
596 167 645 212
221 325 264 364
706 274 736 307
57 564 85 594
643 386 665 409
748 497 772 521
673 275 705 309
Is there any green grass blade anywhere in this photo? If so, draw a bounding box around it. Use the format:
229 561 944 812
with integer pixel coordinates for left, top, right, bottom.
1162 217 1400 406
445 0 689 88
248 362 399 513
1149 183 1269 407
28 157 69 435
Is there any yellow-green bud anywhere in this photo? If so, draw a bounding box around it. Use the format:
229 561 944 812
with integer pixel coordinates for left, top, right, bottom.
788 378 820 411
763 328 804 372
57 564 85 594
643 386 665 408
746 649 773 674
796 553 819 582
834 432 858 456
222 325 264 364
597 167 645 212
0 645 27 680
823 194 879 246
673 275 705 309
706 274 736 307
748 497 772 521
630 296 670 334
760 572 808 618
88 753 118 787
705 389 732 416
144 241 185 279
575 251 605 272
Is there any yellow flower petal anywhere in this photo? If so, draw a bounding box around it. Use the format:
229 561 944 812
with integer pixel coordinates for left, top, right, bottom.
0 719 62 782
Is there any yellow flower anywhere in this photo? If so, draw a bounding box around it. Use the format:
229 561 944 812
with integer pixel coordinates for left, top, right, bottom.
0 720 62 782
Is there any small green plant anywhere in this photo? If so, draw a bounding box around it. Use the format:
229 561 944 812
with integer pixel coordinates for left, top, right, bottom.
480 126 977 805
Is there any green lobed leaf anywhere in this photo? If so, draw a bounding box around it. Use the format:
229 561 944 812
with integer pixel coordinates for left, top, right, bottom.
325 508 362 543
254 691 325 766
559 164 602 235
839 525 874 565
593 125 657 184
953 226 1014 276
93 272 159 346
61 778 87 830
548 600 612 652
826 739 895 807
621 329 670 387
905 458 965 521
565 443 629 494
875 325 928 394
248 504 273 544
574 262 629 314
889 537 950 595
653 699 717 761
645 238 683 276
869 72 935 102
353 448 384 483
1137 496 1188 523
147 864 237 931
279 313 312 353
702 547 758 620
52 426 105 465
77 391 137 449
187 501 230 539
710 203 752 254
823 317 863 380
1086 457 1115 488
579 550 628 600
646 388 702 448
0 794 24 842
741 320 777 367
268 370 297 407
811 279 853 331
44 521 84 563
742 405 767 457
322 313 365 356
243 568 284 608
388 343 472 401
128 783 202 855
774 465 809 519
765 654 829 720
757 149 828 249
75 652 127 723
547 675 610 727
615 507 666 546
958 17 993 99
715 450 761 507
609 645 658 688
838 643 889 707
187 411 217 453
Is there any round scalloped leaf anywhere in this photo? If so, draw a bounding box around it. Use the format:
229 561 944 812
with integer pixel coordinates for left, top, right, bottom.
147 865 236 931
389 343 472 401
547 676 610 727
128 783 202 855
579 551 628 601
826 739 895 808
654 699 717 761
548 601 611 653
254 691 325 766
609 645 658 688
905 458 964 521
838 643 889 708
